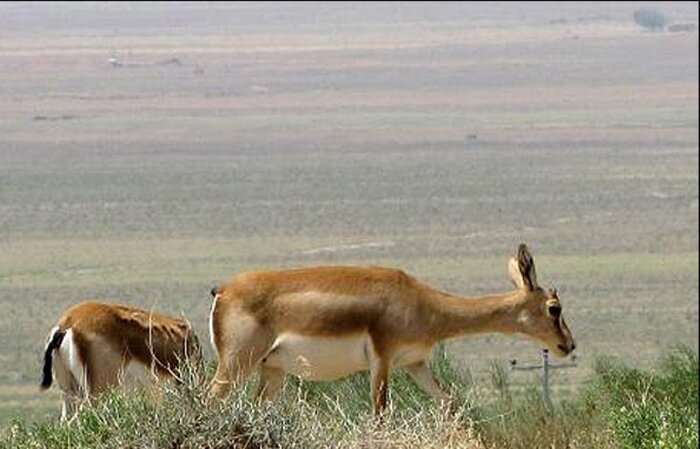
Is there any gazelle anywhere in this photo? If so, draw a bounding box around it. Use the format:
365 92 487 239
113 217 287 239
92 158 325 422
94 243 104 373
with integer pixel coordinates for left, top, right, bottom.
40 300 200 421
208 244 575 416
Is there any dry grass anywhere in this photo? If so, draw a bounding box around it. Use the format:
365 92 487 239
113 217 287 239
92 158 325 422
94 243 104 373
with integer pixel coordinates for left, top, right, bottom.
3 347 696 448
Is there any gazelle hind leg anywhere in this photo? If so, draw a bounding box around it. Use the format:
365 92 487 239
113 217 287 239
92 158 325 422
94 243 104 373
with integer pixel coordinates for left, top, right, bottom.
84 336 122 397
370 355 390 418
54 329 88 422
60 391 83 423
208 311 274 399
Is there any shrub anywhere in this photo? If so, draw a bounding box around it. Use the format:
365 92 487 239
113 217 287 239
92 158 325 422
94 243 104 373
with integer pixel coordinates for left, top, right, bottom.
593 346 698 449
633 7 670 31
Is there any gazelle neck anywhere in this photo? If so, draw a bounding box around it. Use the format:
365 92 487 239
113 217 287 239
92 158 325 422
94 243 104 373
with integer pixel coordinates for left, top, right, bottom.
428 289 525 341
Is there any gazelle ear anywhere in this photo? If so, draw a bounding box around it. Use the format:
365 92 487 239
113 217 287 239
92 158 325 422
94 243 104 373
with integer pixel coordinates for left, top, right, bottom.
508 244 538 291
507 257 525 289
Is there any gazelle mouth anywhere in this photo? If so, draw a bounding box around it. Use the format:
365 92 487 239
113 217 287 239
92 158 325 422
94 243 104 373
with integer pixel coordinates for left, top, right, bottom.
557 344 570 355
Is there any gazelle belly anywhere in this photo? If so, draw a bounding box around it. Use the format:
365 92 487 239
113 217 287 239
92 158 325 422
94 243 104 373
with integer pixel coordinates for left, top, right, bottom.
119 359 154 387
262 333 372 381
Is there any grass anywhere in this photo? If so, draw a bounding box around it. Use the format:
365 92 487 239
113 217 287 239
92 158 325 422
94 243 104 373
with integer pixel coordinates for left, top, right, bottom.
2 236 695 288
2 346 697 448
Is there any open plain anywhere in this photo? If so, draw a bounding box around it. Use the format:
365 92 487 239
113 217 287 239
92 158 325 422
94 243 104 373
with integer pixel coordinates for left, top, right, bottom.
0 2 697 428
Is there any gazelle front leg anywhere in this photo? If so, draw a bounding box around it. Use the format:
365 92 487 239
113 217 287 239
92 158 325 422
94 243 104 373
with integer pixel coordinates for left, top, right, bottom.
254 366 285 401
404 361 451 405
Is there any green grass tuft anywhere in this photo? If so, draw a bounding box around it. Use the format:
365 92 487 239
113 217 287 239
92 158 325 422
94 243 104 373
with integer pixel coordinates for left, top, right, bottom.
592 346 698 449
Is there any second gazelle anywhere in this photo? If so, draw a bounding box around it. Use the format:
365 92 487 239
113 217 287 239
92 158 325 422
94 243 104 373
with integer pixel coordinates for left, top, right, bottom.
208 244 575 415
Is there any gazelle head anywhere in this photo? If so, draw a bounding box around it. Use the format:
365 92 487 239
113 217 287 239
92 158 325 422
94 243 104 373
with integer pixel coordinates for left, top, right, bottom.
507 244 576 358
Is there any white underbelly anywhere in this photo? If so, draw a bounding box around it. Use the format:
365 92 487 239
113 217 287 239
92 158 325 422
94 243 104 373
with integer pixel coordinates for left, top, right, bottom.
263 333 372 381
392 345 432 367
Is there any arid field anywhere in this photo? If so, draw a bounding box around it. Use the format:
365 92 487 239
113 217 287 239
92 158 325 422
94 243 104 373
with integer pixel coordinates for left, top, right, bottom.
0 2 697 438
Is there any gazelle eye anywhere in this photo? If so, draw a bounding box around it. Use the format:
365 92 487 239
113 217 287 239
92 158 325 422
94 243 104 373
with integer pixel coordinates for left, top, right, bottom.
548 305 561 318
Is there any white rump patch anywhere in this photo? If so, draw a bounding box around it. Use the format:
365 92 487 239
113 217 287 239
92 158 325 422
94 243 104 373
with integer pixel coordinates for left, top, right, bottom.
208 295 218 353
56 329 88 398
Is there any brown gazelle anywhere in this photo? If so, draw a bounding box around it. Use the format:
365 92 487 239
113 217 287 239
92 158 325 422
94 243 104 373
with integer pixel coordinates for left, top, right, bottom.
208 244 575 416
40 300 200 421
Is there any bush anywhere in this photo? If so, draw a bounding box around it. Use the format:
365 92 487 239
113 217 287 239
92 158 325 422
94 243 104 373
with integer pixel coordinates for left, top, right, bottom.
593 346 698 449
633 7 670 31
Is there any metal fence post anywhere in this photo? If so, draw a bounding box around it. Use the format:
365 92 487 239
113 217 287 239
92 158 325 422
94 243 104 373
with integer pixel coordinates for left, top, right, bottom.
541 349 551 409
510 349 577 410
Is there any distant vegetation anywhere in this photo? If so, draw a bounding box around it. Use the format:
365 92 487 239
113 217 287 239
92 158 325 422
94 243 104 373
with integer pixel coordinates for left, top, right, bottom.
633 7 670 31
3 346 696 449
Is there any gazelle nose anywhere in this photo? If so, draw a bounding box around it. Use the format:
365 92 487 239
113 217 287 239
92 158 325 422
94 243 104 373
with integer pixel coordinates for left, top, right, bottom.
558 343 576 355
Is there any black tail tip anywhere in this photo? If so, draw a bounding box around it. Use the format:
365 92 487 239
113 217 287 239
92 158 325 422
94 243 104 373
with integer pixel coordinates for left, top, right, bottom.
210 287 218 297
40 328 65 391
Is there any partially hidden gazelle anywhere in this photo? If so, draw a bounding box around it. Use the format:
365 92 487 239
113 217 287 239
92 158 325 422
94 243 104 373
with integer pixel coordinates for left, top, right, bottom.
208 244 575 416
40 300 200 421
